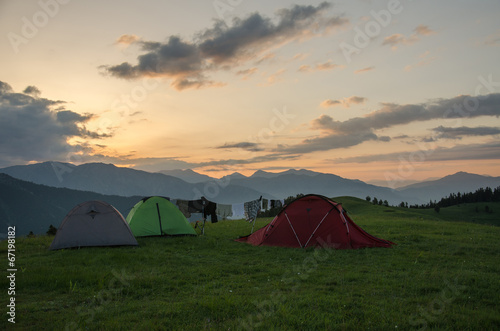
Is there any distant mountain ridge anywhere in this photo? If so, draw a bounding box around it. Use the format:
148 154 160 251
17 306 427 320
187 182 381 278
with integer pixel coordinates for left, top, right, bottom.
158 169 213 183
0 173 141 237
2 162 499 207
251 169 319 178
0 162 270 204
1 162 411 205
397 171 500 202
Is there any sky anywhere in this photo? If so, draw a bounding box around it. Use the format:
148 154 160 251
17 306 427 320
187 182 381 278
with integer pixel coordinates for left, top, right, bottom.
1 0 500 187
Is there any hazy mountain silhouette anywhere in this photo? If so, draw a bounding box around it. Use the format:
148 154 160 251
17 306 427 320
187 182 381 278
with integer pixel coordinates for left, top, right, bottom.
158 169 213 183
397 171 500 203
3 162 499 207
224 171 407 204
0 173 141 237
250 169 319 178
0 162 269 204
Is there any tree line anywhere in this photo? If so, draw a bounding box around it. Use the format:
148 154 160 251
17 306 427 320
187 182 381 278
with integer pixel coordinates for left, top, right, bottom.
366 186 500 210
407 186 500 209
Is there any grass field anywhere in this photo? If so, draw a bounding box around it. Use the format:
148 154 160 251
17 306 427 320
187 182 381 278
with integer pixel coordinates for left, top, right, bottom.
2 197 500 330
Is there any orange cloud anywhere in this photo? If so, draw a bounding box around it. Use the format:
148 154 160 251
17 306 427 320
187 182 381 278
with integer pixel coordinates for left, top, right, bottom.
383 25 436 50
115 34 141 46
298 60 341 73
354 66 375 74
321 96 367 108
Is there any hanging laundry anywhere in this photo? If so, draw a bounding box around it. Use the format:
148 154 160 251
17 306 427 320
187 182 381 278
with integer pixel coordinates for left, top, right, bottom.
216 204 233 220
270 199 284 209
203 199 218 223
244 198 261 221
176 199 191 218
261 199 268 211
229 203 245 220
188 199 204 213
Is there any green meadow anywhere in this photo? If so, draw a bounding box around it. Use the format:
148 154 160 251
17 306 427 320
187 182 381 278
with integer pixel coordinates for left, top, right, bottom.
2 197 500 330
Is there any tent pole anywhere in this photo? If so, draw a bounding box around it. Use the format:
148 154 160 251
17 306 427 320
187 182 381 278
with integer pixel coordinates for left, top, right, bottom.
201 204 206 235
156 203 163 236
284 212 303 247
250 196 262 234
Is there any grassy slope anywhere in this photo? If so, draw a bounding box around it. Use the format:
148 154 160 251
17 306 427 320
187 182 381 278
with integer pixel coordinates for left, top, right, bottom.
2 198 500 330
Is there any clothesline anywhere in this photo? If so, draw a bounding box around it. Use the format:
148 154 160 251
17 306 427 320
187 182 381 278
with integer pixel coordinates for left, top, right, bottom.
165 196 285 222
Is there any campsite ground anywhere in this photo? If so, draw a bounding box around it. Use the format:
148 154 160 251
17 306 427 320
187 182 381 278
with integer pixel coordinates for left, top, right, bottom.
2 197 500 330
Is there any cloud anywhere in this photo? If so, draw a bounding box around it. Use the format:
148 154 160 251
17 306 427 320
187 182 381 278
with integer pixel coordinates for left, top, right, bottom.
121 157 197 172
479 29 500 47
292 53 309 61
216 142 264 152
320 99 341 107
414 25 435 36
432 126 500 139
298 60 341 73
382 24 435 50
283 93 500 155
196 153 299 168
0 80 109 168
282 131 381 154
320 95 367 108
404 50 436 72
354 66 374 74
23 85 41 97
102 2 347 91
264 69 286 85
236 67 258 80
115 34 141 46
255 53 276 65
331 142 500 164
77 148 299 173
129 152 300 172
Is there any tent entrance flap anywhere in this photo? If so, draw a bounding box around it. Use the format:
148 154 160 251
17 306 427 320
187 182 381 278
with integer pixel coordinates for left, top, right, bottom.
303 206 335 248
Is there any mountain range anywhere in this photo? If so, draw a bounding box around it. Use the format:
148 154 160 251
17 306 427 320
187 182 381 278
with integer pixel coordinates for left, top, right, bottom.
397 171 500 203
1 162 499 206
1 162 499 237
0 173 141 237
0 162 269 204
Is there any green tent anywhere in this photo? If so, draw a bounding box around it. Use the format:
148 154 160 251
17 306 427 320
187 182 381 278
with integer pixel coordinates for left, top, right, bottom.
126 197 196 237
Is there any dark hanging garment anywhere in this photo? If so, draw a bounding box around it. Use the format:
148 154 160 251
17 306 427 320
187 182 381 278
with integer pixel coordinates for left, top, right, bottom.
262 199 268 211
176 199 191 218
270 199 283 209
203 201 218 223
188 199 204 213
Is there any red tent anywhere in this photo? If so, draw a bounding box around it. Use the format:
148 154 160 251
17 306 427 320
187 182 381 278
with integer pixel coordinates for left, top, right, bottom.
236 194 394 249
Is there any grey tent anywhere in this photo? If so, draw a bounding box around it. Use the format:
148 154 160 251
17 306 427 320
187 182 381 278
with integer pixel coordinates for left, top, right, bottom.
50 200 138 250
